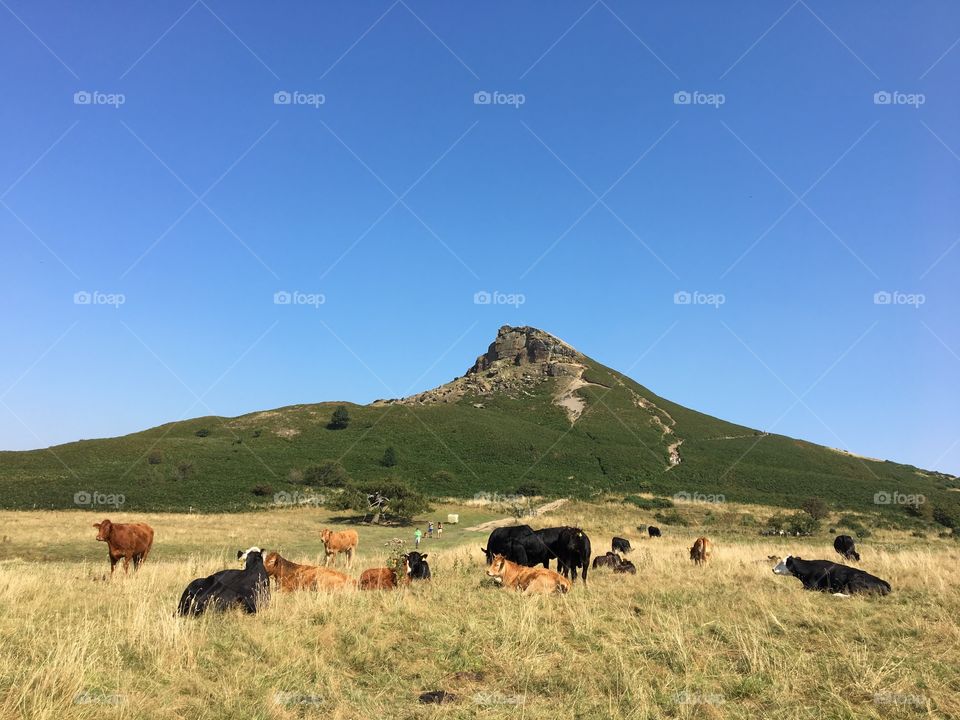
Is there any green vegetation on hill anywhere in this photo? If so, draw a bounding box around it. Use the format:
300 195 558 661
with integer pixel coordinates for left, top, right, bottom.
1 335 956 525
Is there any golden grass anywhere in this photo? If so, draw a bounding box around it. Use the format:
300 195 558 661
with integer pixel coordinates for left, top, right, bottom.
0 504 957 719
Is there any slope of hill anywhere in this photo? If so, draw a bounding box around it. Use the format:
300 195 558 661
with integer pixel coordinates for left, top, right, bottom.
1 326 956 515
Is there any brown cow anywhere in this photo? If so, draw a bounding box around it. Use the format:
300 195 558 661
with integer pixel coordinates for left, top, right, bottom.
263 552 354 591
320 528 358 568
92 519 154 574
486 554 571 594
690 536 713 566
358 567 398 590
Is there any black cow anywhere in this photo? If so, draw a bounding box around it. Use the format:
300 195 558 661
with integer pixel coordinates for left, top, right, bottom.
177 546 270 615
833 535 860 561
613 559 637 574
482 525 591 582
773 556 891 596
481 525 540 566
647 526 662 538
612 536 632 554
540 526 591 583
404 551 431 580
592 551 622 569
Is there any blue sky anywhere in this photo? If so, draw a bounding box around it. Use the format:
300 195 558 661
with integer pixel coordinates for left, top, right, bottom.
1 1 958 474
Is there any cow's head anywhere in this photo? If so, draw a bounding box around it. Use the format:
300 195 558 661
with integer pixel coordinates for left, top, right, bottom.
486 554 508 579
320 529 331 544
92 519 112 541
237 546 265 564
404 552 427 576
772 556 796 576
262 552 281 575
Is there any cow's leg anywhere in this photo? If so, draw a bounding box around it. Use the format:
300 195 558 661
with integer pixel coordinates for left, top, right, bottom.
132 554 141 570
347 547 353 569
122 555 131 574
581 563 588 584
109 554 119 574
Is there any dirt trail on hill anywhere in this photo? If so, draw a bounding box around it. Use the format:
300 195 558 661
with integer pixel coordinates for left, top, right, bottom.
465 498 568 532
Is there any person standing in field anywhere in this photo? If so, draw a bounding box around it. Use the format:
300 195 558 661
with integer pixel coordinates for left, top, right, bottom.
414 528 422 548
427 521 434 539
437 522 443 538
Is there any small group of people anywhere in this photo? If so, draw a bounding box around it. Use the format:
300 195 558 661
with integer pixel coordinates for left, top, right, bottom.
414 521 443 547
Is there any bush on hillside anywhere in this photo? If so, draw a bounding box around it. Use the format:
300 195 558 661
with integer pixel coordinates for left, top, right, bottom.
328 405 350 430
251 484 273 497
800 497 829 521
625 495 674 510
380 446 398 467
194 429 210 438
326 479 430 524
147 450 163 465
303 460 350 488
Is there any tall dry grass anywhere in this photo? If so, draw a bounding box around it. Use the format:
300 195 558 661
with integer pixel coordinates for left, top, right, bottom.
0 506 957 719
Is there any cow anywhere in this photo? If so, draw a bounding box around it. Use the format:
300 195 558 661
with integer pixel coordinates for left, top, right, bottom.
648 526 662 538
612 536 632 554
833 535 860 562
481 525 539 566
592 551 622 570
320 528 358 568
486 554 571 594
773 556 891 596
92 519 154 575
613 559 637 574
177 546 270 615
404 552 431 581
482 525 591 583
358 567 398 590
536 526 592 583
263 552 354 591
690 537 713 566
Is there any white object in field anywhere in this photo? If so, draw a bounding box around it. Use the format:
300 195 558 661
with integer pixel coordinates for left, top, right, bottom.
447 514 459 524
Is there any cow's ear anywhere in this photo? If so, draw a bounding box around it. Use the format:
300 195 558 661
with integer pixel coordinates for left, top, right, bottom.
480 547 487 554
236 550 243 559
421 554 428 560
92 523 100 528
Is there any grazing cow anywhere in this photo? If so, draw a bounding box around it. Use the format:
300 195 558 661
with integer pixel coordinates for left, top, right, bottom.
613 559 637 574
320 528 358 568
690 537 713 566
92 519 154 574
404 552 431 581
263 552 354 591
773 556 891 596
486 554 571 594
177 547 270 615
833 535 860 562
358 567 398 590
612 536 632 554
647 526 662 538
592 551 622 569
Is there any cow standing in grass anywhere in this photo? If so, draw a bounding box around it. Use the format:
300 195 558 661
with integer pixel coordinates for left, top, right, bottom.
690 537 713 566
320 528 358 568
92 519 154 575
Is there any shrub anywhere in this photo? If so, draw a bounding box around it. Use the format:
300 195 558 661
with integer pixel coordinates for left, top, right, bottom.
625 495 674 510
147 450 163 465
800 497 829 521
328 405 350 430
304 460 350 488
327 479 430 523
287 468 304 484
933 503 960 530
653 510 688 526
176 461 194 481
251 484 273 497
194 429 210 438
515 482 544 497
380 446 398 467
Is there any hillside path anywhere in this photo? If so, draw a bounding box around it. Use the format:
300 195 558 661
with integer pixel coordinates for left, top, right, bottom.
465 498 568 532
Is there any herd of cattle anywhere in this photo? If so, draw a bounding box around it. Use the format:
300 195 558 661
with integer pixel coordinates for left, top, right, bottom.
90 517 894 613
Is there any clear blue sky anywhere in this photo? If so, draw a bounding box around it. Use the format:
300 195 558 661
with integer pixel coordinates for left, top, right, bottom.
1 1 958 474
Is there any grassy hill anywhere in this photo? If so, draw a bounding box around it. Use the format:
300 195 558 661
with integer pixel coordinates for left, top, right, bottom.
1 326 956 520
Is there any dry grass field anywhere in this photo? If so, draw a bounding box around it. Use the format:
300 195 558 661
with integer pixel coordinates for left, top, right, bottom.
0 501 957 719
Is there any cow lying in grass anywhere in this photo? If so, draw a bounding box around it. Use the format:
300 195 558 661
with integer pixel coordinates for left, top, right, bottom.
773 556 891 596
592 551 636 574
404 552 431 581
263 552 354 591
178 547 270 615
486 554 571 594
93 519 154 575
358 567 398 590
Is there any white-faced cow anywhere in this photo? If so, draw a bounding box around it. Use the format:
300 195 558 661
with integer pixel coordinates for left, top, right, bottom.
177 546 270 615
773 556 891 596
